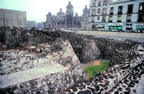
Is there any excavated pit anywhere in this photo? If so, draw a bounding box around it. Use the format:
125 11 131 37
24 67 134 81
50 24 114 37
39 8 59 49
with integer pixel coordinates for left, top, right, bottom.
0 27 144 94
42 30 143 66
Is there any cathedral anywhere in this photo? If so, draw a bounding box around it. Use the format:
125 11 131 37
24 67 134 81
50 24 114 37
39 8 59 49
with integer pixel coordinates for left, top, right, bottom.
65 1 74 27
44 1 85 29
81 5 89 30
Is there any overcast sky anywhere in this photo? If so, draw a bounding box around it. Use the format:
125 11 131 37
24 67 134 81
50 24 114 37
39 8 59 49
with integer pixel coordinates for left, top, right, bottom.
0 0 90 22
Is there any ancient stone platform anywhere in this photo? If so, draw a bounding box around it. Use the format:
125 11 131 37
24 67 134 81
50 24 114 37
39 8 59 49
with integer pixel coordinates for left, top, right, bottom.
0 63 68 88
0 39 85 94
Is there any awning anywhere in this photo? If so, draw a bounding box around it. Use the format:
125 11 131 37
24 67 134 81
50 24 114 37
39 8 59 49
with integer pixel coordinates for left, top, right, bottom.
117 26 122 30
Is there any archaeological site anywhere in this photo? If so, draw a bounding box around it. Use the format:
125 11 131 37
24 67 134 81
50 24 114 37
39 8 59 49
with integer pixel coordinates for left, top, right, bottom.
0 27 144 94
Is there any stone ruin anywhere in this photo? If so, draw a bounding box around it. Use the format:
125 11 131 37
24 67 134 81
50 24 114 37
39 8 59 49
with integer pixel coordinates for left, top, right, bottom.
0 27 85 94
0 27 144 94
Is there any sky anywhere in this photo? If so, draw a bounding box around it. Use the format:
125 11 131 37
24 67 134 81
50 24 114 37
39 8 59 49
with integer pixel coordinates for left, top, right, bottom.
0 0 90 22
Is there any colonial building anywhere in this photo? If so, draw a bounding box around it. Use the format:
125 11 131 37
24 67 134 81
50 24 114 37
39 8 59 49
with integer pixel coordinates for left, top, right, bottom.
81 5 89 30
89 0 111 31
74 13 82 28
44 12 53 28
65 1 74 28
89 0 144 32
56 8 65 28
0 9 26 28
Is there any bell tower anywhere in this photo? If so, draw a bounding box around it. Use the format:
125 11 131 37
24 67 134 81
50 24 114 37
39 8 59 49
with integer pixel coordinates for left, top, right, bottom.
65 1 74 28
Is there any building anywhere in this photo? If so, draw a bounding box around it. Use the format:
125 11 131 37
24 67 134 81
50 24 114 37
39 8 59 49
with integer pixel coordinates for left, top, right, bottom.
0 8 26 28
56 8 65 28
44 12 53 28
44 1 84 29
74 13 82 28
36 22 44 29
65 1 74 28
81 5 89 30
89 0 144 32
27 21 36 28
27 21 44 29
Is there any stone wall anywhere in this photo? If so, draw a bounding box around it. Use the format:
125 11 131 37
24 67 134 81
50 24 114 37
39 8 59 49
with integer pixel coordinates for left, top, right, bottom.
2 28 141 65
43 31 100 64
0 39 85 93
65 47 144 94
0 27 4 45
0 27 54 48
93 38 141 66
42 30 142 66
0 28 85 94
0 28 144 94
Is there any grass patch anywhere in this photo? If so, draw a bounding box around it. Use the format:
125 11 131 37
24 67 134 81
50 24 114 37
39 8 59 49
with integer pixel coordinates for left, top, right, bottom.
84 61 109 78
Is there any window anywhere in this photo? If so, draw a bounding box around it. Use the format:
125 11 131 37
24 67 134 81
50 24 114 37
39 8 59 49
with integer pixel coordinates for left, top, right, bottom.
138 2 144 22
98 8 101 14
127 15 131 22
98 1 101 6
117 15 122 22
118 6 123 14
103 0 108 5
109 16 112 22
103 8 107 14
97 16 100 20
138 14 144 22
127 4 133 14
92 17 95 22
140 5 143 10
139 2 144 13
102 16 106 22
110 7 114 15
92 3 96 7
92 9 96 15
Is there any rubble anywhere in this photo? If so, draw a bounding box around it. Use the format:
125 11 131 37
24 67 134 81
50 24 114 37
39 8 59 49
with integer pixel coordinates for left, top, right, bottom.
0 42 6 49
137 45 144 51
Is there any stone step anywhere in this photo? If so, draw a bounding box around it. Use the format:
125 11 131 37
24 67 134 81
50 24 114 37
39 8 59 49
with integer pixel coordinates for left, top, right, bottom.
0 63 68 89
